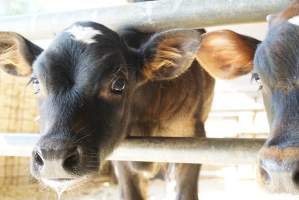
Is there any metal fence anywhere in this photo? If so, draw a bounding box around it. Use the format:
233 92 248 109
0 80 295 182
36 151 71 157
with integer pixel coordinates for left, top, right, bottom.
0 0 292 40
0 134 265 164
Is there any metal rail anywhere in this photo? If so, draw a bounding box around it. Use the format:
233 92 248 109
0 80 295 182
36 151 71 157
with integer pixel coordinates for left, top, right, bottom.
0 134 265 165
0 0 292 40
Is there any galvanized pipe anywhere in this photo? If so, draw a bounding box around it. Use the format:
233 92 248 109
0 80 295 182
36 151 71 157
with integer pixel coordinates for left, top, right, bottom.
0 133 265 165
0 0 292 40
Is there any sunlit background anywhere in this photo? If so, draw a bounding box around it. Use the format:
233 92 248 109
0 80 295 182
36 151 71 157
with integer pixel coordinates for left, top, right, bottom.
0 0 296 200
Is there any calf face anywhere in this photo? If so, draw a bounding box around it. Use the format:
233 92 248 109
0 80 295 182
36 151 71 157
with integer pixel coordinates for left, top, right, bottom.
254 0 299 194
218 0 299 193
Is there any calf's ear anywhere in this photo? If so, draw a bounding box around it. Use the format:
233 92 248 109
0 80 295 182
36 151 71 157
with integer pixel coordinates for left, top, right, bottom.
197 30 260 79
141 29 200 80
0 32 43 76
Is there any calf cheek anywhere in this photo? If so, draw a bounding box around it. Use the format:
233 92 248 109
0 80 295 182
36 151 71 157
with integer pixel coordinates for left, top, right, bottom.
89 103 130 161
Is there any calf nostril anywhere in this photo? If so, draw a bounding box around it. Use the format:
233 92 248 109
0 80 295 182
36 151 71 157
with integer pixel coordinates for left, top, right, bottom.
63 148 80 170
292 170 299 186
260 166 271 185
34 152 44 166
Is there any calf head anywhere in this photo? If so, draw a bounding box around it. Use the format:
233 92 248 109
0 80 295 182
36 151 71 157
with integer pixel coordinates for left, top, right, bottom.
254 0 299 194
0 22 203 190
194 1 299 192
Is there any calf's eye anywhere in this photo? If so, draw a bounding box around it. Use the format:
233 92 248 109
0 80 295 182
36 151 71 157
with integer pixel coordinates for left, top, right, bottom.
111 78 126 94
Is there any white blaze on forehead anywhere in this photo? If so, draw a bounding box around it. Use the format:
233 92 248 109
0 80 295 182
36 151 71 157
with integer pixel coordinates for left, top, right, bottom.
65 25 102 44
288 15 299 26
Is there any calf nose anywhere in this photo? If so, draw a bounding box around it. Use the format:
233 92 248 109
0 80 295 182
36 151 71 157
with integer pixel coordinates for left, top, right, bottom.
257 146 299 193
33 146 81 179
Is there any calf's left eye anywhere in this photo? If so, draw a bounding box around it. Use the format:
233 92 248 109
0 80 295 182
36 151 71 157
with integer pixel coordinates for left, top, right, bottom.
111 78 126 94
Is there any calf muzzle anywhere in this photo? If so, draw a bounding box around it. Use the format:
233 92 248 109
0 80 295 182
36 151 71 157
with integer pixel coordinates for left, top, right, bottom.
257 146 299 194
32 135 82 180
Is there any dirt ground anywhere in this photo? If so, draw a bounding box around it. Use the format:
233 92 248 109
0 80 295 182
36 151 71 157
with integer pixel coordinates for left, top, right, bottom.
61 164 299 200
78 177 299 200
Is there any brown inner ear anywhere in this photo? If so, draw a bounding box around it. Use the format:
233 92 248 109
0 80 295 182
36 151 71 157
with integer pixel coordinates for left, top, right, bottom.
143 38 183 79
196 30 257 80
143 31 199 80
0 33 32 76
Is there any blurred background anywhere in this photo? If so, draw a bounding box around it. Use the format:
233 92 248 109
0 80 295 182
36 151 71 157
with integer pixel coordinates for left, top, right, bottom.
0 0 294 200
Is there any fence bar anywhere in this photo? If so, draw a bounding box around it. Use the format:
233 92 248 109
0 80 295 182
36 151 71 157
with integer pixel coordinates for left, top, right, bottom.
0 0 292 40
0 134 265 165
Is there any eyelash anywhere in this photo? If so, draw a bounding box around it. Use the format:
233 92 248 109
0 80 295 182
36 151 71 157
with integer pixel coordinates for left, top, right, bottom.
252 73 263 91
